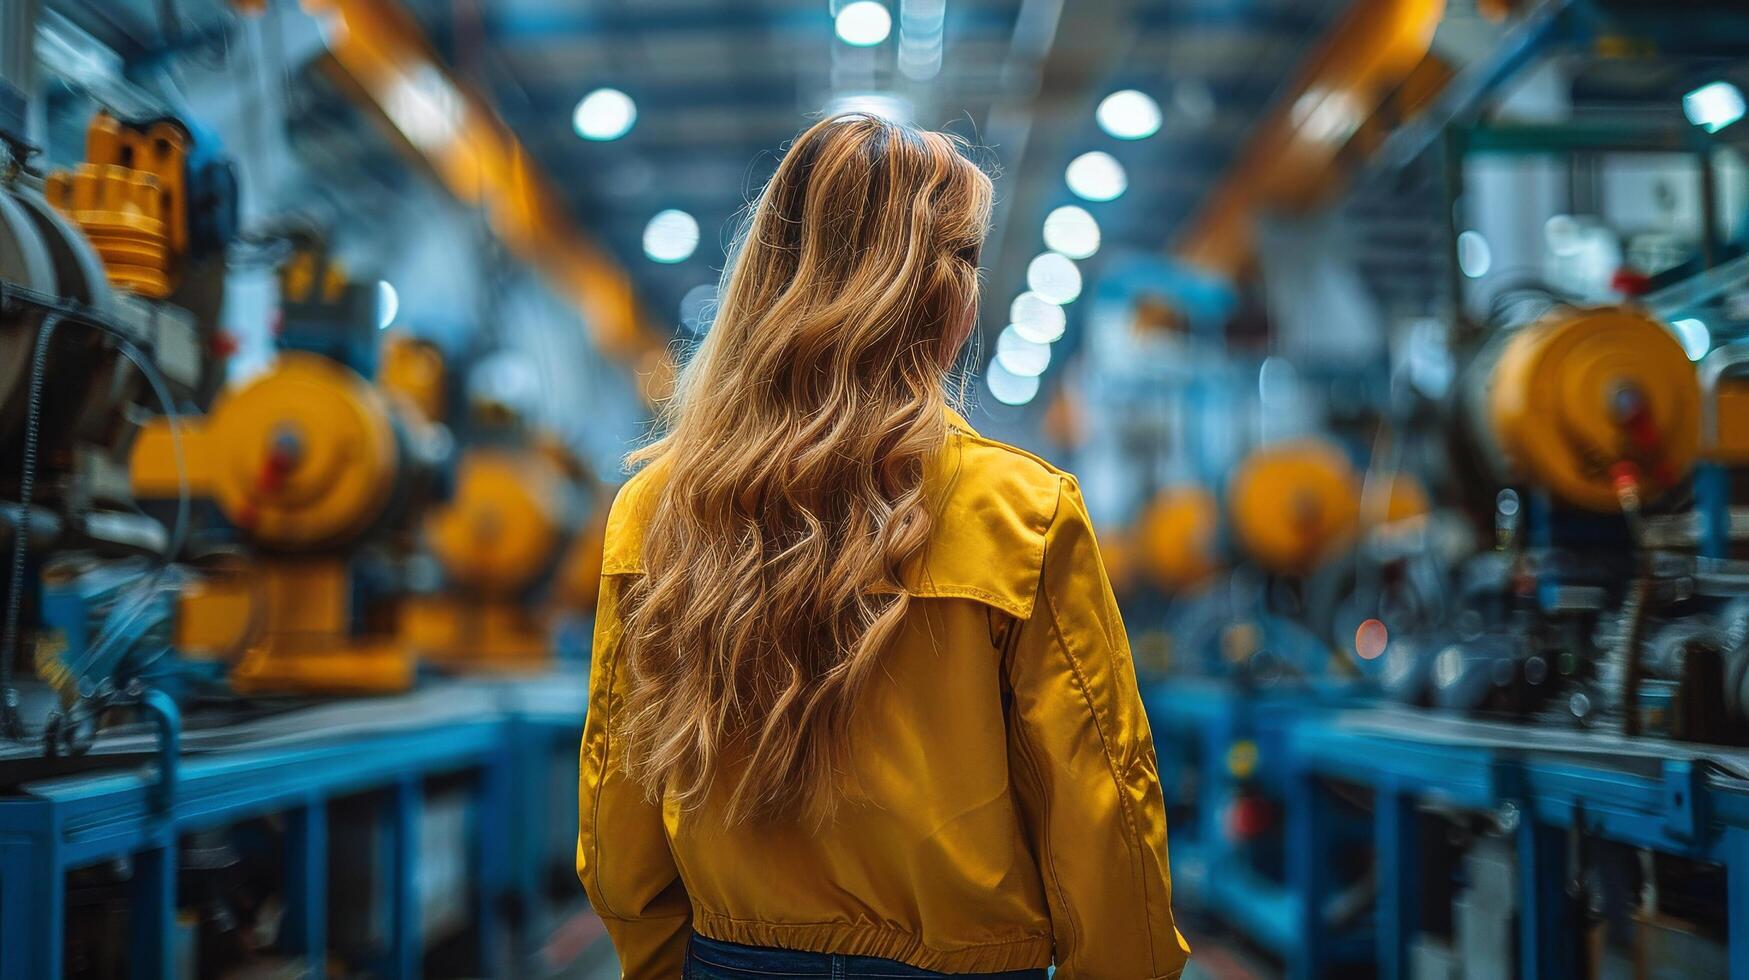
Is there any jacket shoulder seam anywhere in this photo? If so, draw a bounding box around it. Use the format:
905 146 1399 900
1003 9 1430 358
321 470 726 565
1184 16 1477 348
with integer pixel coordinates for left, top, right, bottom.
950 427 1068 480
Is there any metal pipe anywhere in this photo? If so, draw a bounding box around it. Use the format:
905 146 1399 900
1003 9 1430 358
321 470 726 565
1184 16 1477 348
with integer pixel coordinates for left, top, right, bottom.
142 687 181 811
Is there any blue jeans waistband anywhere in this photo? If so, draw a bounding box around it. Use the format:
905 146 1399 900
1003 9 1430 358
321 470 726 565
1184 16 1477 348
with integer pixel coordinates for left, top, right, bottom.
684 933 1049 979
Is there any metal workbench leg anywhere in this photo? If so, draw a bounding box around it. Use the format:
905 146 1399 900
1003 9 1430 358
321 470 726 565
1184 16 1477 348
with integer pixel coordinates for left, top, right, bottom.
1517 818 1579 980
512 727 544 951
1729 825 1749 980
1376 789 1418 980
0 839 63 980
475 744 514 975
284 800 328 974
390 777 422 980
1201 707 1240 863
129 841 178 980
1287 769 1331 980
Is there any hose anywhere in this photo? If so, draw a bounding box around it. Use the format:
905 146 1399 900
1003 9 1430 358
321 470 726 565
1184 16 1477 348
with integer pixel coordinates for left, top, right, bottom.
0 286 192 745
1 313 62 740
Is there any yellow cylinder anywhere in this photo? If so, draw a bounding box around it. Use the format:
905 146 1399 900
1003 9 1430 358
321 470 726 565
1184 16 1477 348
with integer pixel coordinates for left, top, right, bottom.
1228 440 1360 575
1362 471 1431 527
425 448 568 597
200 353 400 549
1137 485 1221 591
1489 307 1700 512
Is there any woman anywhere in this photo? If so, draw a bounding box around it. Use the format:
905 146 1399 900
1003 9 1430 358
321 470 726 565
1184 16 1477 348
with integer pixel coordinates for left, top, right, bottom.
578 114 1188 980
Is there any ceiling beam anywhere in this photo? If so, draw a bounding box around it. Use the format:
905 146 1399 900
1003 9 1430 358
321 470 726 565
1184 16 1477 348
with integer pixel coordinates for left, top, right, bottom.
296 0 669 383
1172 0 1449 279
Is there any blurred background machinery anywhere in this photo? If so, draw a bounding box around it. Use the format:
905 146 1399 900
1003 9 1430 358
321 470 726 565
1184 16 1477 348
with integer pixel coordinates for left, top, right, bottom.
4 0 1749 978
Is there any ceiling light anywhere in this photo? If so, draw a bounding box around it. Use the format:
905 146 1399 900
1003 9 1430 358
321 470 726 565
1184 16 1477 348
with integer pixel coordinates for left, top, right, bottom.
986 360 1040 406
1043 205 1100 260
897 0 945 80
825 92 913 124
1684 81 1745 134
1027 252 1082 305
376 281 398 330
1065 151 1127 202
996 325 1052 377
573 88 637 141
835 1 892 46
1010 292 1067 343
1096 89 1163 140
643 209 700 263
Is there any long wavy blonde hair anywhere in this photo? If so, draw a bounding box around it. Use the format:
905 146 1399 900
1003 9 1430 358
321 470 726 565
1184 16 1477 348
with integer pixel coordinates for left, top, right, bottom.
618 114 994 824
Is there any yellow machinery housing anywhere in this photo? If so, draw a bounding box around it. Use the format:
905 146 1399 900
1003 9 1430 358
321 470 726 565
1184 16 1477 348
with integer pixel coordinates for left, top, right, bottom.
130 353 425 693
1489 306 1701 512
44 112 192 299
405 440 583 671
1138 485 1222 592
1228 439 1362 576
1362 471 1431 528
552 506 608 618
379 332 447 425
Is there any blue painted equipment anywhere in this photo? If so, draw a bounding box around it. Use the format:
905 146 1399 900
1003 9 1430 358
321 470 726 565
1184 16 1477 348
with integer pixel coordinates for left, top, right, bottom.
0 676 587 980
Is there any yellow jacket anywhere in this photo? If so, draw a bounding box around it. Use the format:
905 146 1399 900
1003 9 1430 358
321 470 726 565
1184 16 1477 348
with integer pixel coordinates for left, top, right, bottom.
578 409 1189 978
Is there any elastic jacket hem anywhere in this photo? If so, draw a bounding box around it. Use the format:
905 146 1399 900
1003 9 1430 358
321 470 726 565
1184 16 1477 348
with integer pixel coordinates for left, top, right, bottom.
691 910 1052 975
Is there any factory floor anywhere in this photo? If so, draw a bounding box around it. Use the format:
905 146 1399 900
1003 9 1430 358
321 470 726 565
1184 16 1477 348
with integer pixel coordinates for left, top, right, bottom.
550 916 1280 979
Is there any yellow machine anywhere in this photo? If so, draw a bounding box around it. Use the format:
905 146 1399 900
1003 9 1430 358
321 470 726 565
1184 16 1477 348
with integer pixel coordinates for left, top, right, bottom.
1709 372 1749 468
405 437 586 671
551 507 608 617
128 352 439 693
379 332 448 425
2 108 233 736
1488 306 1701 512
44 112 192 299
1227 439 1362 576
1137 485 1222 592
1096 530 1137 595
1361 470 1432 528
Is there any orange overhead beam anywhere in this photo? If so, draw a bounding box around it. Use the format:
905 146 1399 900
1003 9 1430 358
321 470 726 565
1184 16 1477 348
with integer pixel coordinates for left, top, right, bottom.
1173 0 1447 279
295 0 669 379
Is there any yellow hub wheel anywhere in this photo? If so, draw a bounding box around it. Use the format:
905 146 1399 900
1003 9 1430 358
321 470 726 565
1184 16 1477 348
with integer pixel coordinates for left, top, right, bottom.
1489 307 1700 512
1228 440 1360 575
1138 485 1221 591
206 353 399 548
426 448 567 596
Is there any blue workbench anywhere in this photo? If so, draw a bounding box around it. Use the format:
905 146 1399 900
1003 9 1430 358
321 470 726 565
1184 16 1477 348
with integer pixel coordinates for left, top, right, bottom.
0 676 587 979
1146 678 1373 967
1285 708 1749 980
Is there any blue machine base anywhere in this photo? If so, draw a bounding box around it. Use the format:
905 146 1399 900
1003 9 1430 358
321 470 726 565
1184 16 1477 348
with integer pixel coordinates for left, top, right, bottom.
0 676 587 980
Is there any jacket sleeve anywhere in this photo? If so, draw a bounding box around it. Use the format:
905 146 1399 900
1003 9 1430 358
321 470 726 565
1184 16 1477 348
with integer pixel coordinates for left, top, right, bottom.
1006 476 1190 979
577 574 692 979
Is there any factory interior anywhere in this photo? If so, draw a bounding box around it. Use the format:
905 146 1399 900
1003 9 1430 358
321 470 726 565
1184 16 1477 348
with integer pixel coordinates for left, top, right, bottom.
3 0 1749 977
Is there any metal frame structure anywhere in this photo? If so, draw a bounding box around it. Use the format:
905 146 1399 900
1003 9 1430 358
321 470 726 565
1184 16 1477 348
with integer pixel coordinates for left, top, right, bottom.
1286 710 1749 980
0 679 585 979
1146 680 1373 969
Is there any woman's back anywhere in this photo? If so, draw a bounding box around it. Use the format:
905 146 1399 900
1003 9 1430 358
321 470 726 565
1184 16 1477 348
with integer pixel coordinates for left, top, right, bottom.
576 114 1186 979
